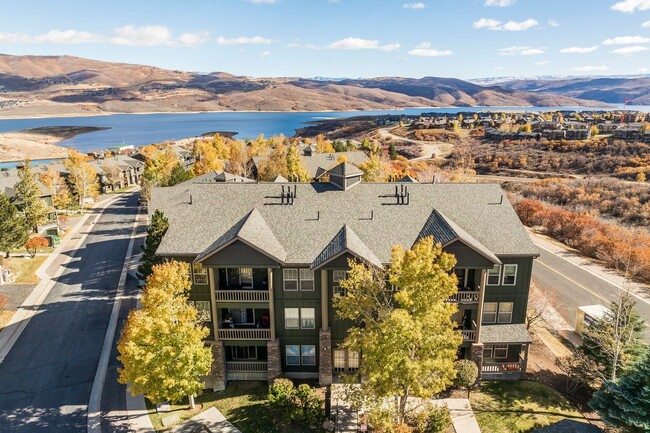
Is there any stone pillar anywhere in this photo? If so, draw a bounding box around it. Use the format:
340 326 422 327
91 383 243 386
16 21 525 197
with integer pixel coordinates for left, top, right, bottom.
210 341 227 391
267 339 282 383
470 342 484 382
319 328 333 386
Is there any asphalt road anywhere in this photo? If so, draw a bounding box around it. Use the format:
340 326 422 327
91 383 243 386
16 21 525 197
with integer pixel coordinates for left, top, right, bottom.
532 244 650 341
0 193 139 433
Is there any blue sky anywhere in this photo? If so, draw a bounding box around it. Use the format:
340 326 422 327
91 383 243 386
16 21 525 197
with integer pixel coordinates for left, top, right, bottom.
1 0 649 79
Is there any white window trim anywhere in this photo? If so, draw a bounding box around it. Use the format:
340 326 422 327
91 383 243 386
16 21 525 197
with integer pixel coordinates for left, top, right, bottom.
239 267 253 289
501 264 518 286
192 263 208 285
486 265 501 286
299 269 314 291
284 308 300 329
192 300 212 323
493 344 508 359
483 346 494 359
332 270 346 282
300 308 316 329
482 302 498 324
286 345 300 365
301 345 317 366
333 285 346 297
497 302 514 324
283 269 299 291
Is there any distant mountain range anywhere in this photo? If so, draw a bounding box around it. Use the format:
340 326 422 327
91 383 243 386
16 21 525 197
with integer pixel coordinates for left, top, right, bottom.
0 54 632 118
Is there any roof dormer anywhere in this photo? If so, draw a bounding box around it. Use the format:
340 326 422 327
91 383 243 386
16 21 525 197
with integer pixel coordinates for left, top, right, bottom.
326 161 363 190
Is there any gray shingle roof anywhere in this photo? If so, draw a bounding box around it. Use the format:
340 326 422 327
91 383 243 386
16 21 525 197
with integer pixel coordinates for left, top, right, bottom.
327 161 363 178
0 169 52 199
481 324 532 344
195 208 287 263
311 225 382 268
191 170 255 184
151 181 539 265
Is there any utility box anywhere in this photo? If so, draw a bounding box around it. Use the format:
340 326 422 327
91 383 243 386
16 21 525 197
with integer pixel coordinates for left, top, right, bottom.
575 304 610 335
48 235 61 247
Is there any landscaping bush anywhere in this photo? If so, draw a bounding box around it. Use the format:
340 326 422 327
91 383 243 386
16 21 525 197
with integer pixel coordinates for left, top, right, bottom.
406 405 451 433
25 237 48 258
454 359 479 398
267 378 324 427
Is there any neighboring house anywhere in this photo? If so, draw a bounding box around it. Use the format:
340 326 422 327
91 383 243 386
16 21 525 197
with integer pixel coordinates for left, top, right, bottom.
173 145 196 171
249 147 369 181
0 168 56 233
90 155 144 193
190 170 255 184
150 161 539 390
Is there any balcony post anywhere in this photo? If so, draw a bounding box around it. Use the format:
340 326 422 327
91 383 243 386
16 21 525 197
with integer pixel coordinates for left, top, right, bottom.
268 268 276 341
523 343 529 375
209 267 219 341
476 269 487 342
320 270 328 330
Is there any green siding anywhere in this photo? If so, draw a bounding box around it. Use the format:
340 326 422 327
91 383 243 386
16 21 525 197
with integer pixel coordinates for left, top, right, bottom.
482 257 534 325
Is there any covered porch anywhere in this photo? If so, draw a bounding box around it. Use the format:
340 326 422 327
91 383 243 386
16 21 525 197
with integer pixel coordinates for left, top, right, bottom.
480 324 532 380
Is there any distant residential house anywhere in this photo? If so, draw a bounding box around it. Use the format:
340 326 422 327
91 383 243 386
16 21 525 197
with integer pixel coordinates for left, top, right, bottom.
597 122 617 133
613 128 642 140
621 111 645 124
249 147 369 181
542 129 566 140
149 161 539 389
190 170 255 184
0 168 56 233
565 129 591 140
172 145 196 171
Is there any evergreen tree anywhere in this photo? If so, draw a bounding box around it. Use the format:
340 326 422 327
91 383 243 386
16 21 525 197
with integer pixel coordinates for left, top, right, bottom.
118 260 212 408
137 210 169 280
334 237 462 423
165 163 192 186
389 143 397 160
15 160 49 231
590 351 650 432
581 292 646 381
0 193 30 257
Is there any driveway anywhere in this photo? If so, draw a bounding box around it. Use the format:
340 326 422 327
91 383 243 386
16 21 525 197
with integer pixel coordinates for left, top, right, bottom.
0 193 139 433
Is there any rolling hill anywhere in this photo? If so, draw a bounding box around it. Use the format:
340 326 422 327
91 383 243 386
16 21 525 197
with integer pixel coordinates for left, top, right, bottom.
0 54 608 118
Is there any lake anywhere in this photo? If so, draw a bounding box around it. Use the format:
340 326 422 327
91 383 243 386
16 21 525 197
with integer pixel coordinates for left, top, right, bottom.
0 105 647 170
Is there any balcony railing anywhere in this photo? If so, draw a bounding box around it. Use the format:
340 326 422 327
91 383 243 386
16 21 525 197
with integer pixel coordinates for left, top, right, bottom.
447 291 480 303
482 361 524 373
218 328 271 340
461 330 476 341
226 361 268 372
215 290 269 302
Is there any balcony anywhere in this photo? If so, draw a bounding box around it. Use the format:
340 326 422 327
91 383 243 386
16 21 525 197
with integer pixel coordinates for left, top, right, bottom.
215 290 269 302
461 329 476 341
447 291 480 304
226 361 268 381
482 358 526 380
218 328 271 340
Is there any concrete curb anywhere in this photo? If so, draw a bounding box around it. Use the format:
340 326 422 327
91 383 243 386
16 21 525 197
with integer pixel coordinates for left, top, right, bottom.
87 201 147 433
0 194 127 365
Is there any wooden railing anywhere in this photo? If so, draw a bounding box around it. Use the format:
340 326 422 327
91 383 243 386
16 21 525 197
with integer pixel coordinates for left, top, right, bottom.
226 361 268 372
447 291 480 303
215 290 269 302
218 328 271 340
461 330 476 341
482 361 524 373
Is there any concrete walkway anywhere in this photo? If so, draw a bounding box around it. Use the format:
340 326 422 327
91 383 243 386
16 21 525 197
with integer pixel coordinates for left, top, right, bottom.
444 398 482 433
170 407 241 433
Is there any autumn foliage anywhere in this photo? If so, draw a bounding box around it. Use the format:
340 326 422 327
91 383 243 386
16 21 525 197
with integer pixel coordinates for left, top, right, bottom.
25 237 48 258
514 198 650 282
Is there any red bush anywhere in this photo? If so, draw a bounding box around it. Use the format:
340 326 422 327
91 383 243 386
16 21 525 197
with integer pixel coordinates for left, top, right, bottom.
25 237 49 258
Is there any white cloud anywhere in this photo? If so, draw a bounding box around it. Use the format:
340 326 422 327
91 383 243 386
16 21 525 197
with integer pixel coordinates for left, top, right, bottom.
602 35 650 44
172 32 210 47
612 45 649 55
473 18 538 31
638 67 649 73
108 25 172 46
535 60 549 65
407 42 453 57
403 2 426 9
0 29 100 44
611 0 650 13
559 45 599 53
379 43 401 51
642 20 650 27
258 50 271 58
498 46 545 55
216 36 273 45
572 65 609 72
485 0 515 6
548 19 559 27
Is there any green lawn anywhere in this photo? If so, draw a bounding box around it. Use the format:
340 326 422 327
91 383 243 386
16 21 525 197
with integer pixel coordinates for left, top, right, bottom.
147 381 316 433
470 381 591 433
5 256 47 284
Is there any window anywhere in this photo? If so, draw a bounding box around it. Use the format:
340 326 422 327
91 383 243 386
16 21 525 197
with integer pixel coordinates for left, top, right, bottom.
300 269 314 291
482 302 498 324
333 285 346 297
454 268 467 288
232 346 257 360
502 264 517 286
333 350 346 373
487 265 501 286
348 351 360 371
301 345 316 365
240 268 253 289
284 269 298 291
493 345 508 359
192 263 208 285
483 346 493 359
286 345 300 365
284 308 300 329
301 308 316 329
332 270 346 282
193 301 212 323
498 302 513 324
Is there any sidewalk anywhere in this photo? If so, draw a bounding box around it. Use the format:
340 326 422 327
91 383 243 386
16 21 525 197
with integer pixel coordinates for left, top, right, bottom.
444 398 482 433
